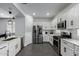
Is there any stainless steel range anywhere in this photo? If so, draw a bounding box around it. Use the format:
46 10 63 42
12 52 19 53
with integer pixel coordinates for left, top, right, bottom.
53 31 72 55
53 36 61 55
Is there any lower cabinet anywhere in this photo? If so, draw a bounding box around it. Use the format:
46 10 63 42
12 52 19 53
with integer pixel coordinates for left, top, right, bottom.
15 38 21 54
61 40 74 56
61 45 74 56
74 51 79 56
0 46 8 56
8 38 21 56
74 45 79 56
49 35 53 45
43 34 49 42
65 46 74 56
9 41 16 56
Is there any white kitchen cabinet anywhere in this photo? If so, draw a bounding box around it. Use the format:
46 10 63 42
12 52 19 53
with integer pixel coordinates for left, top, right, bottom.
61 40 74 56
60 4 79 29
65 45 74 56
66 15 76 29
61 44 66 56
43 34 49 42
43 24 55 30
74 45 79 56
66 15 79 29
74 52 79 56
8 38 21 56
49 35 53 45
8 40 16 56
15 38 21 54
61 44 74 56
0 46 8 56
43 25 50 30
51 18 57 30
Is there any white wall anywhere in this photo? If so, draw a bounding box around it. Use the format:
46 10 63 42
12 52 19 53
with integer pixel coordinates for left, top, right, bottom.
15 16 25 37
24 15 33 46
0 19 8 35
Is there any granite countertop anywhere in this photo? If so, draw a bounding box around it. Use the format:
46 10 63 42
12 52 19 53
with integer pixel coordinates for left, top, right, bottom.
0 37 17 46
62 39 79 46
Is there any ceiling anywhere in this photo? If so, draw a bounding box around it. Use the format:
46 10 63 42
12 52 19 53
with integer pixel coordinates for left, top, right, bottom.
16 3 71 19
0 3 72 19
0 3 24 17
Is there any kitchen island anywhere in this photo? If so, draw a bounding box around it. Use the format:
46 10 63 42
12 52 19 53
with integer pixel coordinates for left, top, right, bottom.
0 37 21 56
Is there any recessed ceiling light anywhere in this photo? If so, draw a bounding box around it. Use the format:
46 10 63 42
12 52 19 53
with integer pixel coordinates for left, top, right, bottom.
46 12 50 16
33 13 36 16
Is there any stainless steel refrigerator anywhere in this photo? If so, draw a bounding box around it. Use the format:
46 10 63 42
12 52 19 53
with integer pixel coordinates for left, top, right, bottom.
32 25 43 44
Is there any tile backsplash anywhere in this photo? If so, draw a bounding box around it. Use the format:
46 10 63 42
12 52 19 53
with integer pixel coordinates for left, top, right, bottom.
68 29 79 40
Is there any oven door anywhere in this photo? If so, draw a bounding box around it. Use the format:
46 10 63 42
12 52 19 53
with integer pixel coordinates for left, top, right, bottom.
53 39 60 54
53 40 58 47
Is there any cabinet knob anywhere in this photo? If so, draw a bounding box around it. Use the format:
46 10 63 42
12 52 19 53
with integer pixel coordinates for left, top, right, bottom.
15 44 18 49
7 50 9 56
64 47 66 52
74 54 76 56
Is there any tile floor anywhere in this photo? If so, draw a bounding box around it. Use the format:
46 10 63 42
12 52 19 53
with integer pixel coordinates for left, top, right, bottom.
17 43 59 56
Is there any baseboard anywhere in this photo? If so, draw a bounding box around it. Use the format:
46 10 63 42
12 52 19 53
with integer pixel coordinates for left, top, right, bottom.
26 43 32 46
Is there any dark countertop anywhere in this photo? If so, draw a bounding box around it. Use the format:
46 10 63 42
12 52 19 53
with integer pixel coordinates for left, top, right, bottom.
3 37 17 41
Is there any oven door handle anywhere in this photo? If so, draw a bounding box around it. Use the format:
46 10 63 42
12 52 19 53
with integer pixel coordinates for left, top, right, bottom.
64 47 66 52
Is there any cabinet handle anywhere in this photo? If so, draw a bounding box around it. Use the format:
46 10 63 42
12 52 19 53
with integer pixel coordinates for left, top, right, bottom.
7 50 9 56
64 47 66 52
71 20 73 26
15 44 18 49
74 54 76 56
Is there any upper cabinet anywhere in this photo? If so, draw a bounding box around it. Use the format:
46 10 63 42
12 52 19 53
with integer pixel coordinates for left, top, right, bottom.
51 18 57 30
43 22 56 30
56 4 79 29
0 8 13 18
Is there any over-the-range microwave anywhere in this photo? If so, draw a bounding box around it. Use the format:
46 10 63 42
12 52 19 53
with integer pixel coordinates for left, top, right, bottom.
57 20 66 29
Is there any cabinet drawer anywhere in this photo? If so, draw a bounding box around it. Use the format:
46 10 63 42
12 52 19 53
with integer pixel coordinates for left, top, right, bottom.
62 40 74 49
75 45 79 52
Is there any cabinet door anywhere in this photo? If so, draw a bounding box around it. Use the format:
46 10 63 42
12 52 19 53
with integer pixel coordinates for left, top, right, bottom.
15 38 21 54
74 52 79 56
61 44 74 56
43 35 49 42
61 40 74 56
61 44 67 56
9 40 16 56
66 16 72 29
9 39 21 56
65 45 74 56
73 18 79 28
0 46 8 56
49 35 53 45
